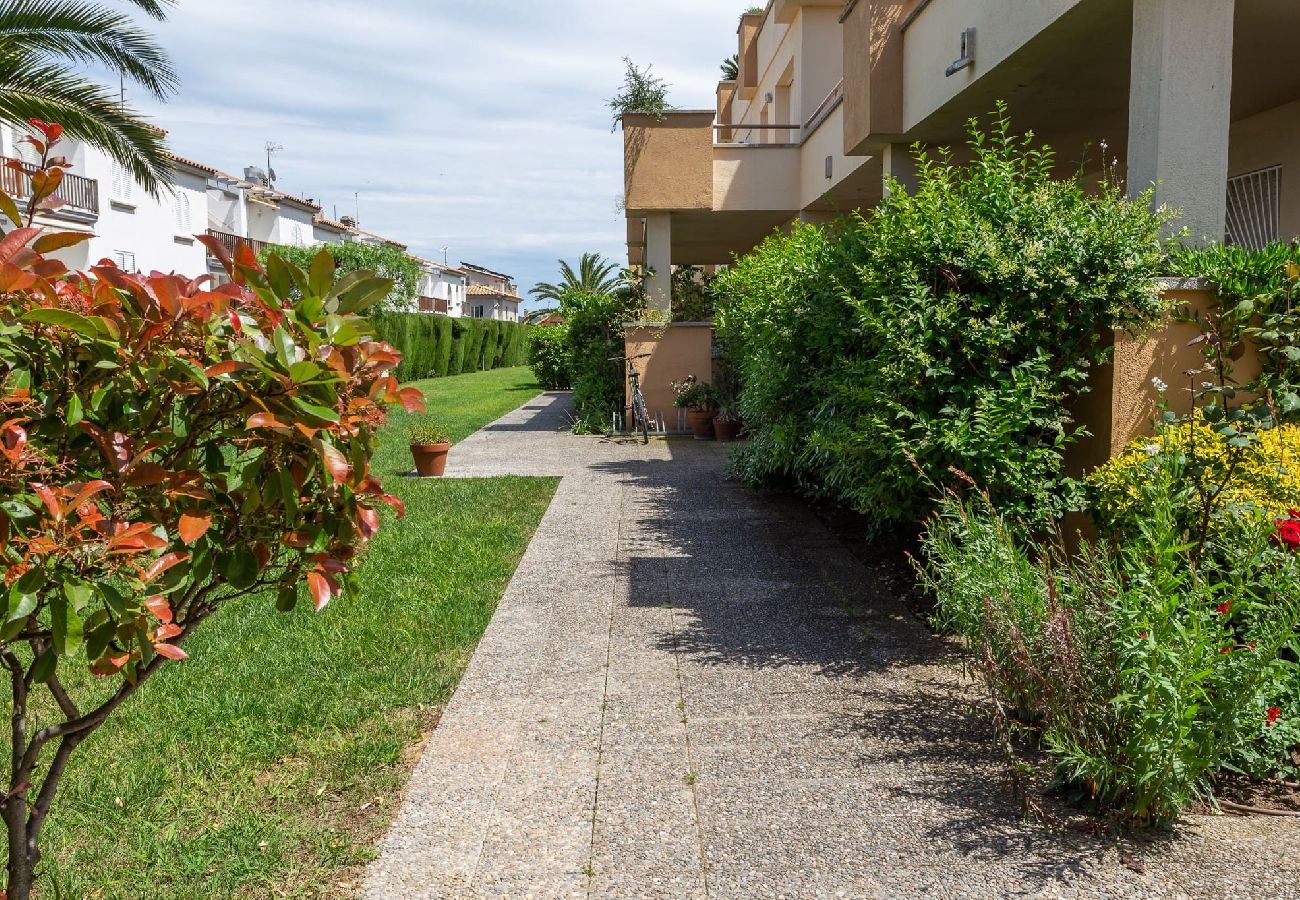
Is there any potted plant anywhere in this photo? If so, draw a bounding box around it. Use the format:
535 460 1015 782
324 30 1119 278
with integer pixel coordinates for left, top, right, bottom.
409 419 451 477
713 404 742 442
672 376 718 440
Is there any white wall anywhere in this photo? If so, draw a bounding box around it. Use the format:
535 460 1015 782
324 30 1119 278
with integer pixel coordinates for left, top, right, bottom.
1 128 208 275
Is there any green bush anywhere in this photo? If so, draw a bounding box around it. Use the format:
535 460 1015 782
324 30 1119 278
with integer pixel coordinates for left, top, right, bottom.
528 326 572 390
1172 241 1300 421
448 320 468 375
264 241 422 314
562 289 645 433
922 489 1300 827
714 106 1171 530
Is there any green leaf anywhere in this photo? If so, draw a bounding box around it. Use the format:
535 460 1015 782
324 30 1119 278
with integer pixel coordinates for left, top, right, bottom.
51 595 83 656
275 584 298 613
291 397 340 423
217 546 259 590
19 308 106 338
288 361 321 384
29 649 57 684
309 249 336 299
265 253 295 300
66 392 84 426
63 580 93 612
335 277 394 315
7 582 37 623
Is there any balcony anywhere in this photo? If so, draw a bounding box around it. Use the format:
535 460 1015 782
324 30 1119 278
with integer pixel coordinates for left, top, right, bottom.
417 296 449 314
0 157 99 221
205 229 274 260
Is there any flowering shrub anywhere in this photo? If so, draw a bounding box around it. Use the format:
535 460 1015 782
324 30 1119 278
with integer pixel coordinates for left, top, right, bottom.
922 491 1300 826
0 125 421 897
1090 418 1300 538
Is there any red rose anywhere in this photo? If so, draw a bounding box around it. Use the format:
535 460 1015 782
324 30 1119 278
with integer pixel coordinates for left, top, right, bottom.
1266 707 1282 728
1215 602 1231 615
1274 516 1300 551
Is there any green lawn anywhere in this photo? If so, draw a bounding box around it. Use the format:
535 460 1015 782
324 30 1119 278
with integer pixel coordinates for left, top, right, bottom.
32 368 555 898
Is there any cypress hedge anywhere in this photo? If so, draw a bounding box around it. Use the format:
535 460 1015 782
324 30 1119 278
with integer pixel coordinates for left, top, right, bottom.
371 313 530 382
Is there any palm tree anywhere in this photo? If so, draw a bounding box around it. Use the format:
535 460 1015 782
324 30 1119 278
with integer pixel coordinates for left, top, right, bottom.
720 54 739 81
0 0 179 196
530 252 622 303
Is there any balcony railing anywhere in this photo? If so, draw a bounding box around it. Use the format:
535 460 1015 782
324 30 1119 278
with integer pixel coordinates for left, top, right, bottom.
417 296 449 314
0 157 99 218
205 229 274 259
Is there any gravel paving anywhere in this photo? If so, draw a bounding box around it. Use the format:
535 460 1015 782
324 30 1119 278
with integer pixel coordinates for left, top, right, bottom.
365 391 1300 899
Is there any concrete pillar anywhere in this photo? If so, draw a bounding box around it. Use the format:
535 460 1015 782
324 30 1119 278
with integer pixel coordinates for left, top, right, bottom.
1127 0 1235 244
644 212 672 314
882 143 920 198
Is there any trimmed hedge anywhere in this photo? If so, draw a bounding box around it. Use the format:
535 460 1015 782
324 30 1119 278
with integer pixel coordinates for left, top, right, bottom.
371 313 531 383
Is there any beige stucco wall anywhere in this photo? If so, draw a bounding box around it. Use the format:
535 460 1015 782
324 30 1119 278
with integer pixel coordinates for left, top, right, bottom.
1229 97 1300 242
739 13 764 99
901 0 1084 132
714 145 801 212
799 105 871 209
1068 285 1264 478
623 112 715 214
842 0 913 156
624 324 715 432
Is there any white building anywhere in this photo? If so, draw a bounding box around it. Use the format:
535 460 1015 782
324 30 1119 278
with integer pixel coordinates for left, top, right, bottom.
2 125 209 275
460 262 522 322
413 258 469 316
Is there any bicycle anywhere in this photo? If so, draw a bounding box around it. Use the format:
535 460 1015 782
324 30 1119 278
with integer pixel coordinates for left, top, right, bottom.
608 353 652 444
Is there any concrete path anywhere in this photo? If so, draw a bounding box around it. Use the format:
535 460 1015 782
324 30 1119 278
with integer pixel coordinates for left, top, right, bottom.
366 392 1300 899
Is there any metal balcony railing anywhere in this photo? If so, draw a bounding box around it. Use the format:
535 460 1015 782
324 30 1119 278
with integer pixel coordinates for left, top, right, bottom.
205 229 274 259
0 157 99 217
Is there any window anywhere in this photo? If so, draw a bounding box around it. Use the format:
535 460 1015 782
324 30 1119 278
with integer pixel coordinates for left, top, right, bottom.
113 250 137 272
473 305 486 318
10 127 39 165
174 192 191 233
1226 166 1281 251
110 163 134 203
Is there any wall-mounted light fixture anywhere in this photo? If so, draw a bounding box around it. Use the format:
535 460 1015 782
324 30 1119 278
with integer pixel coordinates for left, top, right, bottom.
764 91 774 104
945 27 976 77
825 156 834 180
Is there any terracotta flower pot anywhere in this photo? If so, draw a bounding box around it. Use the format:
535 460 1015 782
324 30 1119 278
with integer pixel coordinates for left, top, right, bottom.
686 409 715 440
411 442 450 477
713 417 742 442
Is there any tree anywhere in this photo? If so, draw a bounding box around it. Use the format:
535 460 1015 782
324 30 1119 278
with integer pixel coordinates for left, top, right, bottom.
0 129 422 898
530 252 622 304
607 57 671 131
264 240 423 314
720 54 739 81
0 0 179 196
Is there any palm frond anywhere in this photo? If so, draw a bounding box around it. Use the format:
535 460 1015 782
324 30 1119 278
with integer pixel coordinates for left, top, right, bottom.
0 0 178 99
0 58 171 195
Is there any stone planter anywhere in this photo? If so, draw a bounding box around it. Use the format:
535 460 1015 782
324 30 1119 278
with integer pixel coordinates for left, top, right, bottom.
686 410 716 440
411 442 451 477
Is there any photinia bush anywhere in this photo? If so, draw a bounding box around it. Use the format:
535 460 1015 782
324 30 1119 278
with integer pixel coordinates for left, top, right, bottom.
0 123 422 898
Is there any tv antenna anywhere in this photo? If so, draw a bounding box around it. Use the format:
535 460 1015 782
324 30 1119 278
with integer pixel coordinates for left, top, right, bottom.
265 141 283 185
440 246 449 265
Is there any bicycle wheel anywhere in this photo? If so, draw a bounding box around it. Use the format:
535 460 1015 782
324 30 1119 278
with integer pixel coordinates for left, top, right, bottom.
633 390 650 444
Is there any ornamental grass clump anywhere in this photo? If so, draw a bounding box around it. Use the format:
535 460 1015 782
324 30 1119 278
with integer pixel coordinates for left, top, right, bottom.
0 123 422 897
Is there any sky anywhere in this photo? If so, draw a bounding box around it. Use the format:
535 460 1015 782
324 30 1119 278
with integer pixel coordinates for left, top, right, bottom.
125 0 745 308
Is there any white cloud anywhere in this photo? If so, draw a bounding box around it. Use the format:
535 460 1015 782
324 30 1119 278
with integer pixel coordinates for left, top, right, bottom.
126 0 742 302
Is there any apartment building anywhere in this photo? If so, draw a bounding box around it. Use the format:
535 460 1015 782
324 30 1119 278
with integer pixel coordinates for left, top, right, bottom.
0 122 520 324
414 260 470 316
624 0 1300 309
461 263 522 322
1 126 211 275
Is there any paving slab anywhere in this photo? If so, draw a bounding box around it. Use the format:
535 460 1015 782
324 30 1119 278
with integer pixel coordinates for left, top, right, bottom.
366 391 1300 899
